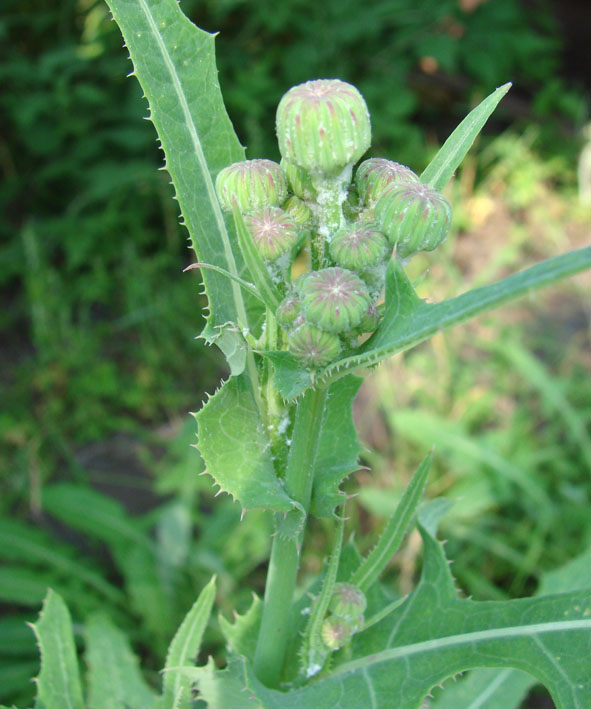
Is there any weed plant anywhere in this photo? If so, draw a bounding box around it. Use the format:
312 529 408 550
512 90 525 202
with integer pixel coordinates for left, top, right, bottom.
5 2 590 708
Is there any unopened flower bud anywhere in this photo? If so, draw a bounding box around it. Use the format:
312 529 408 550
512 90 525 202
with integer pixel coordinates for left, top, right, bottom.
321 617 354 651
281 159 318 202
243 207 299 262
283 195 314 228
288 323 341 368
355 158 419 206
276 294 301 329
215 159 287 213
299 267 371 334
375 183 452 258
328 583 367 621
329 223 390 270
276 79 371 175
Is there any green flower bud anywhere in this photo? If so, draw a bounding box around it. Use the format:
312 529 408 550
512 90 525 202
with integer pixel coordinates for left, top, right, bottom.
283 195 314 228
299 267 371 334
329 223 390 270
328 583 367 621
288 323 341 368
281 159 318 202
321 617 354 651
276 294 301 329
215 159 288 213
375 183 452 259
355 158 419 206
276 79 371 175
243 207 299 262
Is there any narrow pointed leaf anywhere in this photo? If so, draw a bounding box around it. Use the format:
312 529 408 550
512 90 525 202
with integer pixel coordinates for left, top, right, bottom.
85 614 157 709
349 453 432 592
219 594 263 662
163 576 217 709
196 373 296 512
319 248 591 387
31 590 84 709
421 83 511 190
105 0 263 348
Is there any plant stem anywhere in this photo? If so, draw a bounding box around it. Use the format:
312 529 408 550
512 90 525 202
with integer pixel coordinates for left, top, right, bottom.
254 384 328 687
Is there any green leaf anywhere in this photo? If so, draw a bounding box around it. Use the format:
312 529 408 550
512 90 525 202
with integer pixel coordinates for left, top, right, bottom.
349 453 432 592
194 656 258 708
42 484 151 553
258 351 312 401
431 549 591 709
0 660 39 702
196 373 296 513
235 514 591 708
105 0 263 348
421 83 511 190
0 519 124 604
219 594 263 662
0 616 37 657
31 590 84 709
310 375 363 518
162 576 217 709
85 614 157 709
319 248 591 388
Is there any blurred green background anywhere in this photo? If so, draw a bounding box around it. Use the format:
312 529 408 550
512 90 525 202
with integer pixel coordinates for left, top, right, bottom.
1 0 590 705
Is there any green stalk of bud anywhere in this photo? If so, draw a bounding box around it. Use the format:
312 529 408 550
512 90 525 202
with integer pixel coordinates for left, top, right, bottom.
375 183 452 259
243 207 300 262
276 79 371 176
329 223 390 270
288 323 341 368
298 267 371 334
215 159 288 214
355 158 419 207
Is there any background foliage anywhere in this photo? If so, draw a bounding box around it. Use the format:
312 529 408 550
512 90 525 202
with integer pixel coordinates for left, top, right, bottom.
1 0 589 705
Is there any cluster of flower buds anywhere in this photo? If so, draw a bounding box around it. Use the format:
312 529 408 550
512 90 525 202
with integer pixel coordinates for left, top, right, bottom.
214 79 452 370
321 582 367 652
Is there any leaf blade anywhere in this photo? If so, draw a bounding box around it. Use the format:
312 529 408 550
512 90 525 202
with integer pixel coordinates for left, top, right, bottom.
163 576 217 709
31 590 84 709
320 248 591 386
421 83 511 190
105 0 262 345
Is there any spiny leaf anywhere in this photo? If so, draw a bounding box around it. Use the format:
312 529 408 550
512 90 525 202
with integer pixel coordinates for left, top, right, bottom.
219 594 263 662
232 506 591 708
31 590 84 709
310 375 364 518
85 614 157 709
421 83 511 190
320 248 591 387
162 576 217 709
431 549 591 709
349 453 432 592
105 0 263 351
196 373 296 513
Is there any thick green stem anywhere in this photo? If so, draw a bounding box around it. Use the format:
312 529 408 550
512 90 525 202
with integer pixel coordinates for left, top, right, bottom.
254 385 328 687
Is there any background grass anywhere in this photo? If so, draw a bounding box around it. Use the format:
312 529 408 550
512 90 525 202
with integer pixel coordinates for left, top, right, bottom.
1 0 590 706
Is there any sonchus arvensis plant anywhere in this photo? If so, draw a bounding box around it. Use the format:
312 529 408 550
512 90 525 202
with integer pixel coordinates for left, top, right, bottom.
24 2 591 708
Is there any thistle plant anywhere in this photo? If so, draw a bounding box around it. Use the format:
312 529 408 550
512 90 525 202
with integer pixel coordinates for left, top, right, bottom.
22 2 591 709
